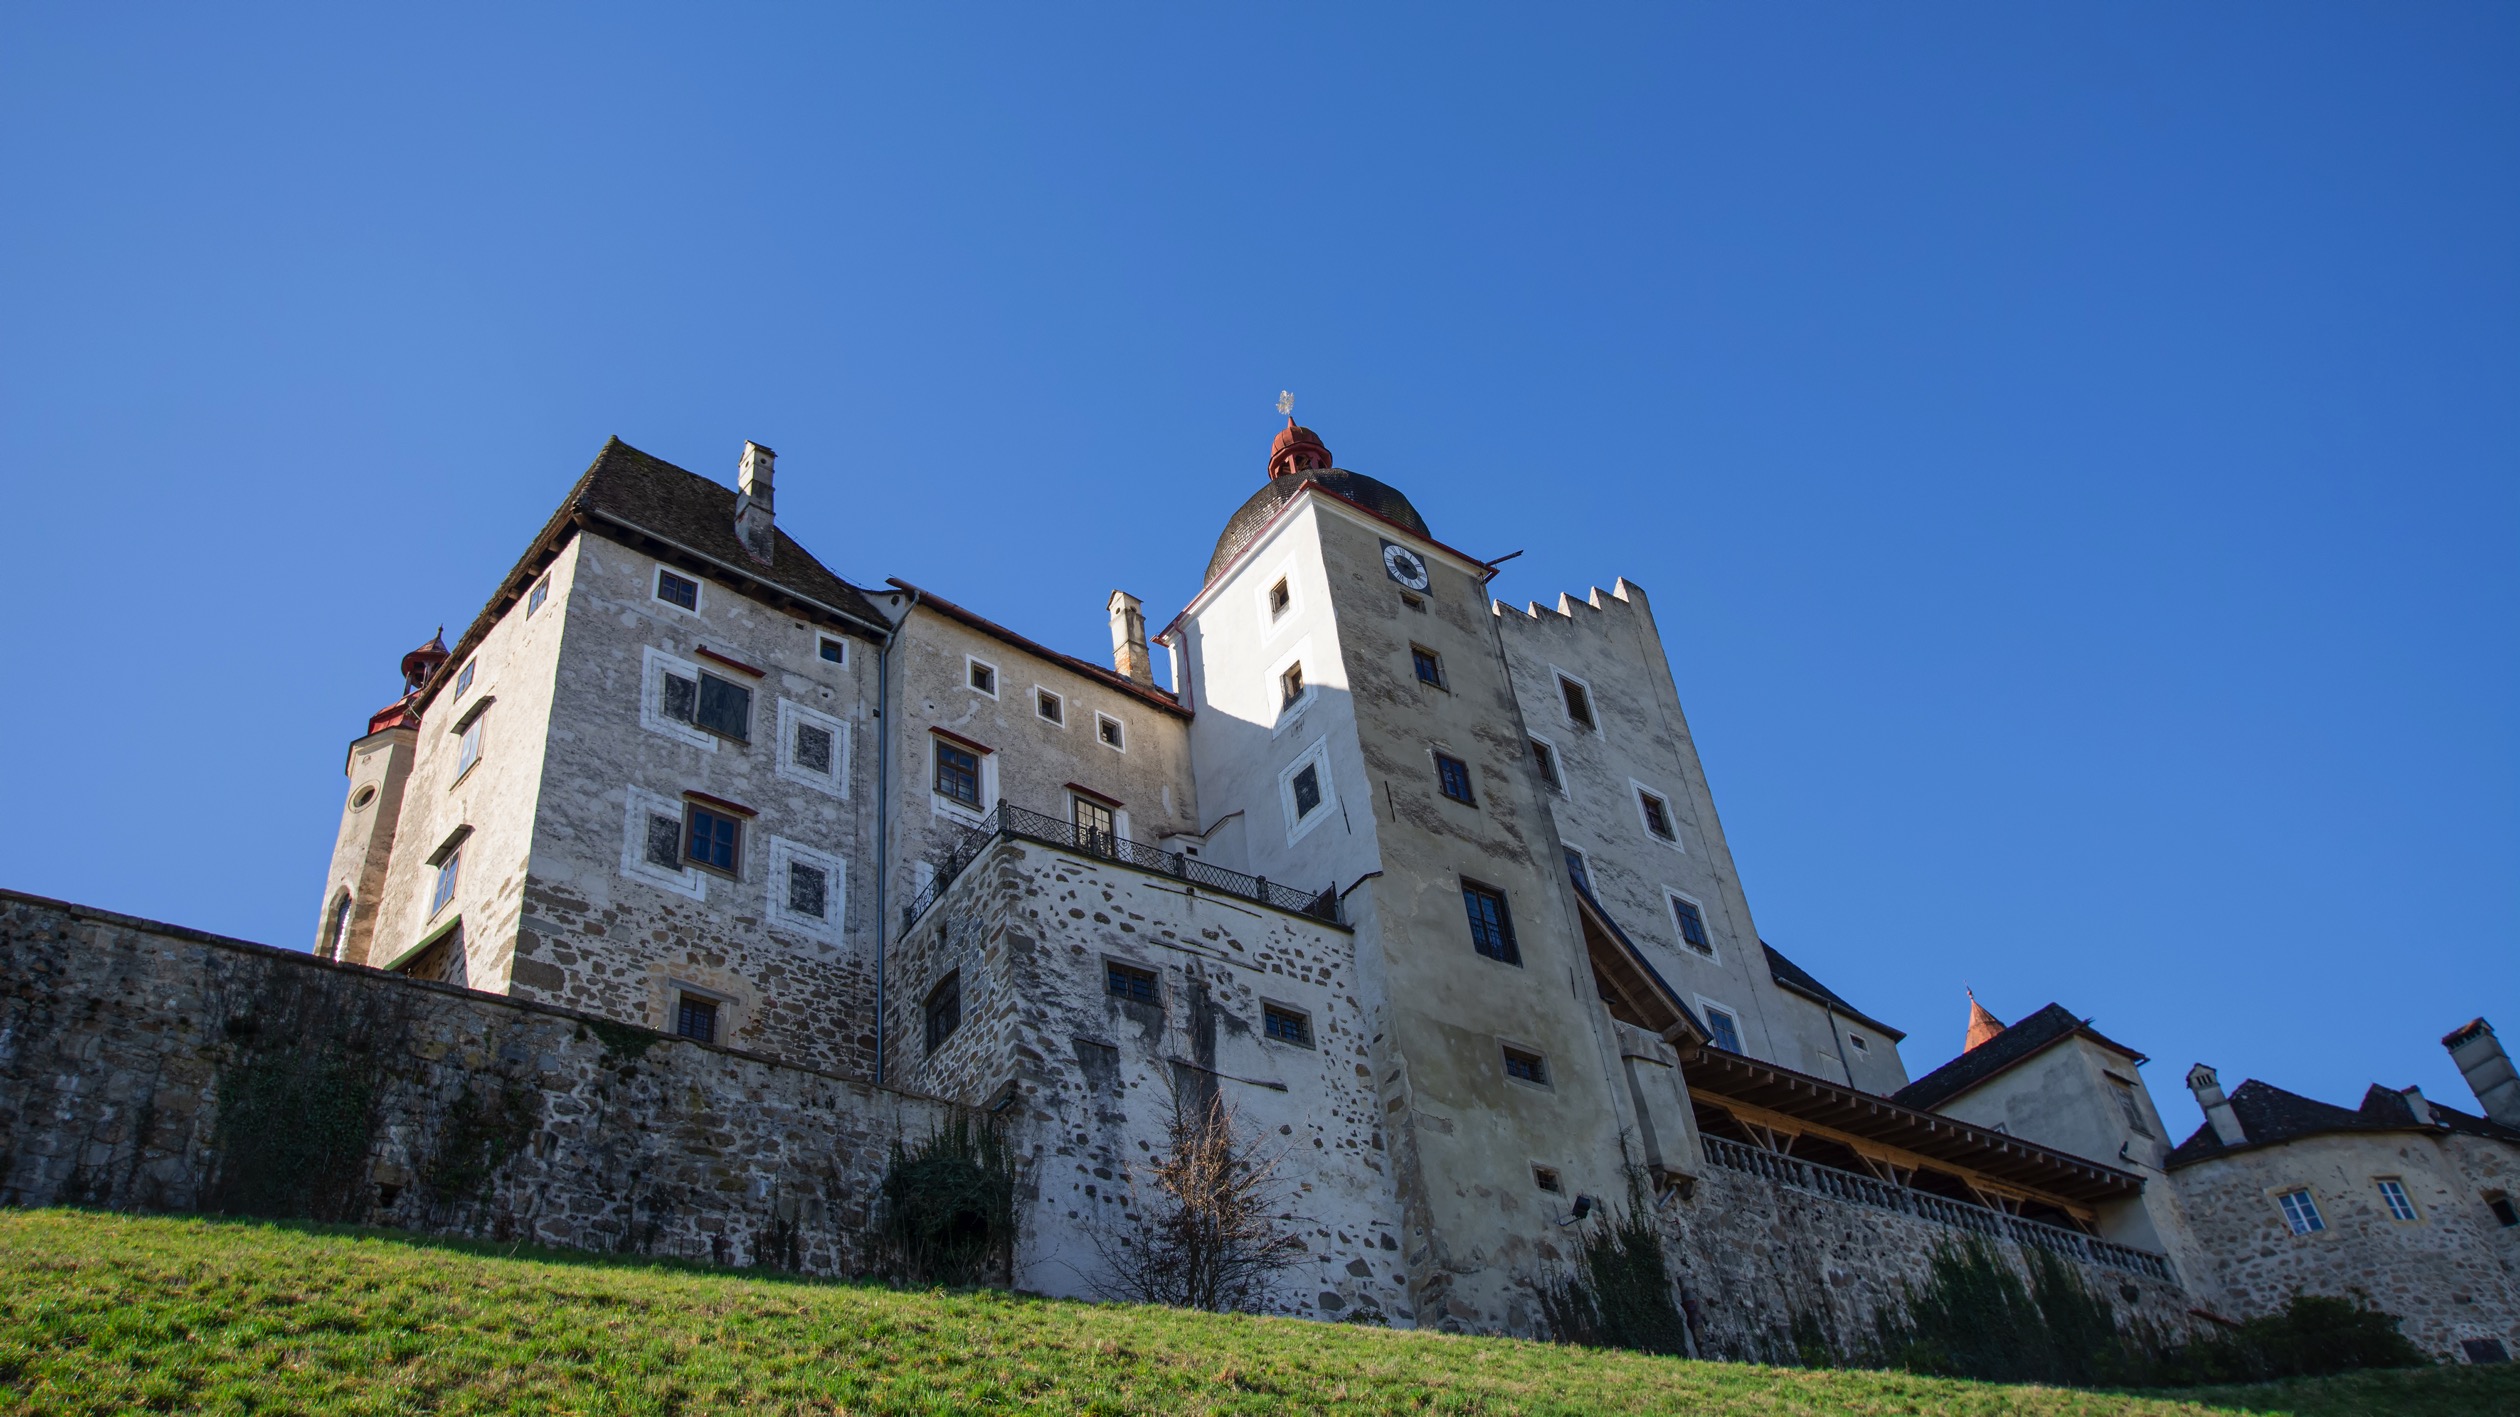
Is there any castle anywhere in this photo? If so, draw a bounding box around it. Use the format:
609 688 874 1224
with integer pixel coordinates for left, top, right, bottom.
180 420 2517 1358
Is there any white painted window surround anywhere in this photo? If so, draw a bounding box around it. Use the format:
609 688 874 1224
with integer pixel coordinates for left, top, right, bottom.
651 564 704 616
1268 637 1319 738
1278 735 1339 845
620 785 705 900
1256 555 1305 641
1631 777 1686 852
1663 887 1717 963
775 698 849 797
1697 997 1744 1055
640 647 717 751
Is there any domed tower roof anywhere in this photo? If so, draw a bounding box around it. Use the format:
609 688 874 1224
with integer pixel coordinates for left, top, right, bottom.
399 627 450 695
1208 420 1430 584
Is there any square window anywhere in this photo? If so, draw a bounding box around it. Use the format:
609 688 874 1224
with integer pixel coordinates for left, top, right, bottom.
675 993 719 1044
2488 1195 2519 1227
644 812 682 870
453 660 476 700
456 713 485 779
656 568 699 611
1037 689 1064 725
2377 1178 2417 1222
933 740 982 807
924 972 962 1054
787 861 828 920
1461 881 1520 965
1702 1005 1742 1053
2277 1188 2325 1235
1671 896 1711 954
1530 738 1562 790
1559 675 1594 730
818 635 846 665
696 673 751 741
1263 1004 1313 1047
685 804 741 876
1281 663 1305 708
967 659 997 696
527 576 550 616
1290 763 1323 819
1412 645 1445 689
1848 1033 1870 1053
430 851 461 916
1639 790 1676 841
1401 592 1427 613
1533 1165 1563 1193
1269 578 1291 618
794 722 834 775
1435 752 1475 805
1106 961 1160 1006
1097 713 1124 750
1502 1046 1548 1086
1564 846 1591 894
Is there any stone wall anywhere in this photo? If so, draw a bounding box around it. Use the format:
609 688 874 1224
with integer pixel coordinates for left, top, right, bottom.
0 890 950 1275
1665 1159 2197 1363
2170 1131 2520 1359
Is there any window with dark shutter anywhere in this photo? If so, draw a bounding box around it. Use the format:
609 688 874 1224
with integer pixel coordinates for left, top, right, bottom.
787 862 828 919
695 673 751 741
663 672 697 724
1435 752 1475 804
645 813 683 869
1461 881 1520 964
794 723 834 775
1290 763 1323 818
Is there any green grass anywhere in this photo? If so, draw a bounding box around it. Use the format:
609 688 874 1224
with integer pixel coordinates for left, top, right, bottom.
0 1211 2510 1415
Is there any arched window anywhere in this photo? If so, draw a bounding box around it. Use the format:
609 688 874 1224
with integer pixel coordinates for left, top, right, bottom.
326 892 354 961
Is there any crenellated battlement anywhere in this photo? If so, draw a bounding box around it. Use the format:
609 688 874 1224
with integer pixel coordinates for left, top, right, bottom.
1492 575 1652 632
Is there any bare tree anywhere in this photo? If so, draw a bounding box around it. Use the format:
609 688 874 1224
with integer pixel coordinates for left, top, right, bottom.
1095 1080 1306 1312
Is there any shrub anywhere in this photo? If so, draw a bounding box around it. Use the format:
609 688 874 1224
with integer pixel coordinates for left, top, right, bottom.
872 1110 1015 1287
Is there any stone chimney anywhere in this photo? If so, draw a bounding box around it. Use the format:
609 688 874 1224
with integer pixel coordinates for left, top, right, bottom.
735 441 777 566
2398 1086 2434 1126
1108 590 1152 686
2445 1018 2520 1127
2186 1063 2246 1147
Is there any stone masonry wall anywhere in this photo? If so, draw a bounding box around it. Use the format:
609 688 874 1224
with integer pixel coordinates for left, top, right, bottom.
1665 1160 2197 1363
0 890 950 1275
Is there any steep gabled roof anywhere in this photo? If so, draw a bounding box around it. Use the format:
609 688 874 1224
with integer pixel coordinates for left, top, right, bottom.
1761 941 1905 1042
1892 1003 2146 1112
415 438 890 714
2165 1077 2520 1168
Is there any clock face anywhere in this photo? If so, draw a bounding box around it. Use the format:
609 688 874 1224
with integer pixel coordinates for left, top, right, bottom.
1381 541 1431 591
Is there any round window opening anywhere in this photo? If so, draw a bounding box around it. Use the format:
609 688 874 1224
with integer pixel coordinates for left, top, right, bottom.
350 785 378 809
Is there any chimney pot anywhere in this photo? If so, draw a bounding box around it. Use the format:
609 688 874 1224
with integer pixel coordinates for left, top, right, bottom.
1108 590 1152 686
735 441 777 566
2186 1063 2247 1147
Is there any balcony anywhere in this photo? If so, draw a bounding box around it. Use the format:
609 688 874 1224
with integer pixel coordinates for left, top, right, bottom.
1699 1134 2174 1282
902 802 1343 933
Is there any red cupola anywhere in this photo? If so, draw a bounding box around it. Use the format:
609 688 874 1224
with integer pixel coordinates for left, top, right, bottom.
369 627 448 734
1268 418 1333 479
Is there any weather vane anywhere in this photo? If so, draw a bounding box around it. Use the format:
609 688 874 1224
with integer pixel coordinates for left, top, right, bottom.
1277 390 1295 419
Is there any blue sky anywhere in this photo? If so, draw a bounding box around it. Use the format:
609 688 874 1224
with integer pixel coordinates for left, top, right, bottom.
2 5 2511 1136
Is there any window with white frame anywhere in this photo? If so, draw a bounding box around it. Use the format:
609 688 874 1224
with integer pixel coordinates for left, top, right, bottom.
1667 891 1714 958
2276 1188 2325 1235
1556 671 1596 731
1278 736 1337 843
775 699 848 797
654 567 701 613
764 836 845 942
1257 559 1302 634
1096 712 1125 751
1635 783 1681 847
453 659 476 701
2376 1178 2418 1222
621 786 705 899
527 575 551 616
931 732 993 819
454 705 487 781
641 647 718 751
1529 735 1564 793
965 656 998 697
1036 688 1065 726
1699 1000 1742 1053
817 634 847 666
428 835 465 917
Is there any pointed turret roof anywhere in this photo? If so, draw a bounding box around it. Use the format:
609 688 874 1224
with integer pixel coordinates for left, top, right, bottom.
1965 991 2006 1052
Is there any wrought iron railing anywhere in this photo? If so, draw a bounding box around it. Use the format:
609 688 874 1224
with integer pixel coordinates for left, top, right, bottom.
901 802 1342 932
1699 1134 2174 1282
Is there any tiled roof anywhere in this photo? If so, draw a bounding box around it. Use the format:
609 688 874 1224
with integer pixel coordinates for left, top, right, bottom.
416 438 890 713
1760 941 1905 1041
2165 1077 2520 1168
889 581 1189 719
1893 1002 2146 1112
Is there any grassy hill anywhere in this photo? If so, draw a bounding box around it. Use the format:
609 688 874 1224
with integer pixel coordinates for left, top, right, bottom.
0 1211 2507 1416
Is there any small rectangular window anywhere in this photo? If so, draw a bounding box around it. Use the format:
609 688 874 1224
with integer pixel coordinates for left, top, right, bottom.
924 972 962 1054
793 722 834 775
430 851 461 915
934 740 982 807
1502 1046 1548 1086
2377 1178 2417 1222
695 673 751 741
1560 676 1594 730
456 714 485 779
1848 1033 1870 1053
527 576 550 616
1097 713 1124 750
1412 645 1445 688
656 568 699 610
1702 1004 1741 1053
2277 1188 2325 1235
787 861 829 919
1435 752 1475 805
1037 689 1064 725
1672 896 1711 954
453 660 476 700
1532 1165 1563 1193
1639 790 1676 841
675 993 719 1044
1263 1004 1313 1047
1530 738 1561 790
1462 881 1521 965
2488 1194 2519 1227
968 659 997 695
1105 961 1160 1006
1401 592 1426 613
1290 763 1324 819
1564 846 1591 894
1269 578 1291 618
685 804 741 876
644 812 682 870
1281 663 1305 708
818 635 846 665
